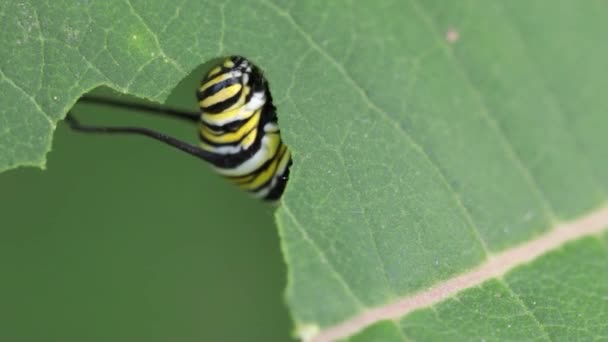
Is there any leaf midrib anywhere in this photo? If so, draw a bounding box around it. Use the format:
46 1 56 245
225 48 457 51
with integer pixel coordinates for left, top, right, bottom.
308 204 608 342
266 0 608 339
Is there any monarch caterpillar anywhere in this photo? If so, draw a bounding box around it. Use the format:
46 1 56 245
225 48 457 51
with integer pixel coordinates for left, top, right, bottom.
66 56 292 201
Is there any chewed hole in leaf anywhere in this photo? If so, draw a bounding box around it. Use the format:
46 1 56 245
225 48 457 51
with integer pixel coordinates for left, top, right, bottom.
67 57 293 202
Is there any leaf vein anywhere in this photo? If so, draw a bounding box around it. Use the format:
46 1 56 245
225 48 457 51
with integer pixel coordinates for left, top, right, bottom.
0 67 54 128
311 206 608 342
499 278 553 341
282 203 366 309
263 0 491 257
409 0 558 223
291 99 396 300
31 6 44 95
124 0 186 74
495 0 608 199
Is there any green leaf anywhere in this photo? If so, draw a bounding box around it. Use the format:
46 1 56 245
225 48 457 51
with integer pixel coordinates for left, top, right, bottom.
2 1 608 341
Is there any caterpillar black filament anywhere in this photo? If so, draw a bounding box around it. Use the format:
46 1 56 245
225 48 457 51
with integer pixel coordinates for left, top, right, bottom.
66 56 292 201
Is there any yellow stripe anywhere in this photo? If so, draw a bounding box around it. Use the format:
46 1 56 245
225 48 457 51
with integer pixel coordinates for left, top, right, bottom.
200 83 242 109
212 133 281 177
240 144 288 190
199 123 224 136
230 173 256 185
230 142 285 185
239 125 257 149
201 87 252 123
200 109 261 144
199 72 233 93
276 148 291 175
199 141 215 153
220 85 250 113
207 66 222 77
266 133 281 157
223 59 235 68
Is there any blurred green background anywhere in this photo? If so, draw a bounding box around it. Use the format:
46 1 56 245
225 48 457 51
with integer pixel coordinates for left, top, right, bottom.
0 65 293 341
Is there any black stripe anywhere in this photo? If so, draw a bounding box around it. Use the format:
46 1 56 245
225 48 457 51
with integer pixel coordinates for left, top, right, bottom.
248 66 266 96
198 125 257 148
230 55 247 66
199 98 274 146
262 157 292 201
199 125 225 136
246 143 290 193
225 143 280 181
197 76 242 114
202 109 260 133
201 104 276 169
198 106 265 145
197 74 238 100
226 133 286 184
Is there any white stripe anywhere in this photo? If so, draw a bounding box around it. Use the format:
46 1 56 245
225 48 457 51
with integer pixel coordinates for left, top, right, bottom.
213 133 278 176
253 144 290 198
252 156 290 198
201 91 266 127
214 140 275 176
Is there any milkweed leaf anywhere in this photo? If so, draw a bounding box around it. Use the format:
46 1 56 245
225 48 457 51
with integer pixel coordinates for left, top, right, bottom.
1 1 607 341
